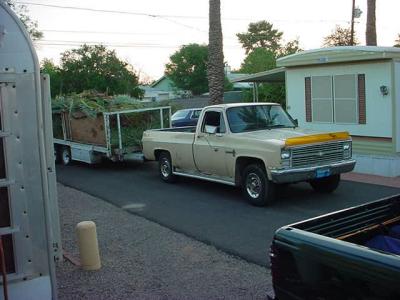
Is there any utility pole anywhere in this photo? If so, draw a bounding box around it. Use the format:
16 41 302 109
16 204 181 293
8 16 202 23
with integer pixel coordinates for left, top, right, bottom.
350 0 355 46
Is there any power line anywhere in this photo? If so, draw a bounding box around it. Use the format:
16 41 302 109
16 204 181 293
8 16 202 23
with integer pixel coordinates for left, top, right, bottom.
41 29 177 36
16 1 207 33
39 29 238 41
35 40 242 49
17 1 348 24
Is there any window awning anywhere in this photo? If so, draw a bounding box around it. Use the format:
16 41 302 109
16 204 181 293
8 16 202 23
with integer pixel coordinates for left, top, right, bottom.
231 67 286 83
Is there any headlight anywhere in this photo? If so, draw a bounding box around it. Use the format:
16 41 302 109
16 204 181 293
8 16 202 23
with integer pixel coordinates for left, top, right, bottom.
343 142 352 158
281 149 291 159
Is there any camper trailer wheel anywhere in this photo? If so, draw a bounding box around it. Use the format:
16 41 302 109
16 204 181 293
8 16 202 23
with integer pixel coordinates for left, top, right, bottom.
61 147 72 165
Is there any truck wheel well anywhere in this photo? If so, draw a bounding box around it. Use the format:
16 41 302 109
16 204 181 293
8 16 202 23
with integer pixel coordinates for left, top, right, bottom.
154 149 169 161
235 157 266 185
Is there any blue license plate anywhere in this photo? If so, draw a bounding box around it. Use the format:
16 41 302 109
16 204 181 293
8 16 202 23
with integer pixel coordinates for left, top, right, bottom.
316 168 331 178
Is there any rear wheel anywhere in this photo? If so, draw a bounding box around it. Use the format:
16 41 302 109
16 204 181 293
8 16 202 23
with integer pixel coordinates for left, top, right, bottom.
54 146 61 164
158 152 176 183
242 164 275 206
309 174 340 193
61 146 72 166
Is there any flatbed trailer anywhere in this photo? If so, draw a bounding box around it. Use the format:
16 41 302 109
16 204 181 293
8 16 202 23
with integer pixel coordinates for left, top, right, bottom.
53 106 171 165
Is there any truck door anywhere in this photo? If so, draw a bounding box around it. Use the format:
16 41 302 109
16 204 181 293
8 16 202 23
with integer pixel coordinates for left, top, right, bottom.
193 109 228 177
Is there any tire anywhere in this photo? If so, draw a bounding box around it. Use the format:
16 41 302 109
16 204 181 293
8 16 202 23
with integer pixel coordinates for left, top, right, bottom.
242 164 275 206
158 152 176 183
310 174 340 193
54 146 61 164
61 146 72 166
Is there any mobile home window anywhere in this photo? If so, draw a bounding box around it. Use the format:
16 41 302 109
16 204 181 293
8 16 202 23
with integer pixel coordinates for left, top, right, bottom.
311 76 333 123
334 75 358 124
311 75 358 124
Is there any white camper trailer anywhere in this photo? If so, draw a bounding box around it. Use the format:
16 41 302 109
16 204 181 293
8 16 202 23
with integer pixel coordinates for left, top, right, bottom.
0 2 61 299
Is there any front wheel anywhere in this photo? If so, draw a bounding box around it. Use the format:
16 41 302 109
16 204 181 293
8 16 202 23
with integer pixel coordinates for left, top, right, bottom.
242 164 275 206
158 152 176 183
309 174 340 193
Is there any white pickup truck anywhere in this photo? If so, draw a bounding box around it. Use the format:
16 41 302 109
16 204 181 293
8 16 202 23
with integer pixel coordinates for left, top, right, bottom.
142 103 356 206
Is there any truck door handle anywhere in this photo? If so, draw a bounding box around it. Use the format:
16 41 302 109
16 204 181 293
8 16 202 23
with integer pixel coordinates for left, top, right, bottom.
225 149 236 156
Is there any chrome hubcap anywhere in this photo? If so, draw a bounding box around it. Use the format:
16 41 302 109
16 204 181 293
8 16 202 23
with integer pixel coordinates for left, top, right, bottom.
160 158 170 177
246 173 262 199
62 150 70 164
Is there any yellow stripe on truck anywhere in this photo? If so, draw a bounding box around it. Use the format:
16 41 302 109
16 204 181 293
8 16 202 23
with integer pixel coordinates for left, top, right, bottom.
285 132 350 147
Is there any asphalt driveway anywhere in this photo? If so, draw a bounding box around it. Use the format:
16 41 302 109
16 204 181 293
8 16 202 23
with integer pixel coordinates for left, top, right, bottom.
56 161 400 266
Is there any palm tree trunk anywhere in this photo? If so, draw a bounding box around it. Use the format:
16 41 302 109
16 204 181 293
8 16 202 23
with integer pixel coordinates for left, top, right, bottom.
366 0 377 45
208 0 224 105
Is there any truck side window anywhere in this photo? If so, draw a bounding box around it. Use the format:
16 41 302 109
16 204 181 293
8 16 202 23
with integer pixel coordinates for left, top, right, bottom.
202 111 226 134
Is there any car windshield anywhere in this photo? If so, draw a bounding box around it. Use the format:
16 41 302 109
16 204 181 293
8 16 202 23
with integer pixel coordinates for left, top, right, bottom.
171 109 189 120
226 105 295 133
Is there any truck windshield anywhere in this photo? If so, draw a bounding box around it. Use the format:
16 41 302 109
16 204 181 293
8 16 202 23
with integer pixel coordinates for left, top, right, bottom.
226 105 295 133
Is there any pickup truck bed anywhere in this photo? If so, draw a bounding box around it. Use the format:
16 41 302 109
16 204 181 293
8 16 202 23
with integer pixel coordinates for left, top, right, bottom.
155 126 196 133
271 194 400 300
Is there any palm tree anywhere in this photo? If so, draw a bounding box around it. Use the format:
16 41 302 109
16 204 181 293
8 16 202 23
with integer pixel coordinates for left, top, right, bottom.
394 34 400 47
366 0 377 45
208 0 224 105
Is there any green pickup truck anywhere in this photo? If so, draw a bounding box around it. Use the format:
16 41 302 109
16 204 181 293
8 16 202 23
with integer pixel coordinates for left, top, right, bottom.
270 194 400 300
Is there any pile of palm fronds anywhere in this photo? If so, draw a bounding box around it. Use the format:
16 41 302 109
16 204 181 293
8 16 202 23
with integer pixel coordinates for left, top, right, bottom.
51 91 144 118
51 91 180 149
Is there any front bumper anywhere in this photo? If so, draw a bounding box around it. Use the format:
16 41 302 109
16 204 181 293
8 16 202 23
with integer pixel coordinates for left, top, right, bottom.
270 159 356 184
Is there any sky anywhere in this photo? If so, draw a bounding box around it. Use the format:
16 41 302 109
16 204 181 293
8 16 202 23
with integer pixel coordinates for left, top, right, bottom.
18 0 400 82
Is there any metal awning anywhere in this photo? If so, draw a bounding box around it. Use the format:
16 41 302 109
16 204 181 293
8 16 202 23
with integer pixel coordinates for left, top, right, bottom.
231 67 286 102
232 67 286 83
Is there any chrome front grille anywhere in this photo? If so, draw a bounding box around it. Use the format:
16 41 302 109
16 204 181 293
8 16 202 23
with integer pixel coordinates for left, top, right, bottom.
290 141 345 168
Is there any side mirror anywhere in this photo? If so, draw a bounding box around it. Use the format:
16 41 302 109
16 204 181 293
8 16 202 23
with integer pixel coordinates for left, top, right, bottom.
205 125 217 134
293 119 298 127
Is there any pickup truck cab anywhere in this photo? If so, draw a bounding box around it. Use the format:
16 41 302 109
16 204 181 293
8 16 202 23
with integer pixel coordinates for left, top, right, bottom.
142 103 356 206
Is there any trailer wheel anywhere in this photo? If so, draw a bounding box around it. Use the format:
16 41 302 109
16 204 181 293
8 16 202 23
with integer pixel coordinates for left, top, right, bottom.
61 147 72 166
158 152 176 183
54 146 61 164
310 174 340 193
242 164 275 206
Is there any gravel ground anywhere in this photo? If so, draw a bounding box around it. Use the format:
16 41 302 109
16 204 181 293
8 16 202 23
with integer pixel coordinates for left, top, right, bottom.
56 183 273 299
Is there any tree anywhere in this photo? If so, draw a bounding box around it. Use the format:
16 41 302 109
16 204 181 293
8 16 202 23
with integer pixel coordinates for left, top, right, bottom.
40 59 62 98
237 21 283 54
239 48 276 74
208 0 225 105
278 39 302 57
60 44 143 97
394 34 400 47
239 49 285 106
5 0 43 40
165 44 209 95
366 0 377 46
323 25 358 47
236 22 300 107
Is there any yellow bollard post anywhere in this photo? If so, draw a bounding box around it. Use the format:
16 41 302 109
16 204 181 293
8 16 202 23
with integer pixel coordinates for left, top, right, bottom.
76 221 101 271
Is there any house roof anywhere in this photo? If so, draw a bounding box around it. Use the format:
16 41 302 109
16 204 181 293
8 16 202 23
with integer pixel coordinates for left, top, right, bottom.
150 75 170 88
231 67 286 83
277 46 400 68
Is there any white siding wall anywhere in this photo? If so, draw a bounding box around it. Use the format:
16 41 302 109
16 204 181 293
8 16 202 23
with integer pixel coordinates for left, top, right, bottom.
395 61 400 151
286 61 393 138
